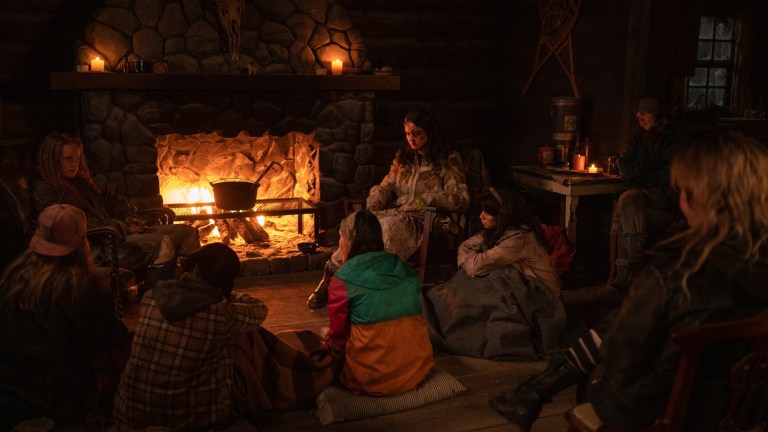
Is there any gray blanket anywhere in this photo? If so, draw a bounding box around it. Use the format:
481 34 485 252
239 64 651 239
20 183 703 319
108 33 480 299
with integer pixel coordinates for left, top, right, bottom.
422 267 566 361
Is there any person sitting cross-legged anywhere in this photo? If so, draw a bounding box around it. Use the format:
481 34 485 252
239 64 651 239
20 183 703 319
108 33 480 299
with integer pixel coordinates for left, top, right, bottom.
115 242 344 431
325 210 435 395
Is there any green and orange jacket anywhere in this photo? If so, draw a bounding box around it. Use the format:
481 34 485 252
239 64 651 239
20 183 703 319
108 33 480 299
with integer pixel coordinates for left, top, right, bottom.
325 250 434 396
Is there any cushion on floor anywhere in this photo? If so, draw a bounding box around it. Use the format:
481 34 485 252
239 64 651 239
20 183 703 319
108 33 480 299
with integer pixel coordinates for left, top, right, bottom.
314 367 466 425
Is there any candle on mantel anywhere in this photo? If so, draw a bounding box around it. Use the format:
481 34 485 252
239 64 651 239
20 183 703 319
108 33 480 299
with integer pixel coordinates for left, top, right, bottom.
588 164 599 173
331 59 343 76
90 57 105 72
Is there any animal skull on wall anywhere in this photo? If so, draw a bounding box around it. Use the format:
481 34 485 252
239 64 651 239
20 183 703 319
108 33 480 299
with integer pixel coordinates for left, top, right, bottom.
215 0 245 61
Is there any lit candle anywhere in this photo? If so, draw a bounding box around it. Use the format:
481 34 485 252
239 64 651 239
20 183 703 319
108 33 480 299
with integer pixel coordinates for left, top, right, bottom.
331 59 343 75
588 164 599 173
573 154 586 171
90 57 105 72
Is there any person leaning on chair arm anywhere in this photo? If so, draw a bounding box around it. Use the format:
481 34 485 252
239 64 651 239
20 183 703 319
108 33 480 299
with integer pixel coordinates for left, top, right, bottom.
32 132 200 281
490 131 768 431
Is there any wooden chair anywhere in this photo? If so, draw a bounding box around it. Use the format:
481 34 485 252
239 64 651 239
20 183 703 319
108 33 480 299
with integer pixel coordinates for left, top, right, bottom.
415 205 469 283
140 206 177 225
342 148 490 284
414 147 492 283
341 198 466 283
566 313 768 432
86 225 128 319
2 164 180 321
87 206 178 320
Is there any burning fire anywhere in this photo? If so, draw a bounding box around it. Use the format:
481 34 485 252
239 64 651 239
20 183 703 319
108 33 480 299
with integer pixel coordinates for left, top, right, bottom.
163 186 215 205
156 131 319 248
164 185 266 243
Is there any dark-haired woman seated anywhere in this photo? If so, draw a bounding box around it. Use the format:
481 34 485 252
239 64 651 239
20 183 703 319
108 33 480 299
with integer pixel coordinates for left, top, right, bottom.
307 110 470 308
423 188 566 360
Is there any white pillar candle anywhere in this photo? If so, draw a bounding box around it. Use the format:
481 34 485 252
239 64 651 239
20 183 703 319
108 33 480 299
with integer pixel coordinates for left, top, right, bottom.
90 57 105 72
331 59 343 75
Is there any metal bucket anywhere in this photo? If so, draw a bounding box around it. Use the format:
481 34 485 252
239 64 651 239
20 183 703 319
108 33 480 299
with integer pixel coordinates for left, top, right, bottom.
550 97 582 164
550 97 582 141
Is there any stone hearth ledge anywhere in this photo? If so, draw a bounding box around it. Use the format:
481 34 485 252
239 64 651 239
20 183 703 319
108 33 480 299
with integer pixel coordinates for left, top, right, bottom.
239 249 333 276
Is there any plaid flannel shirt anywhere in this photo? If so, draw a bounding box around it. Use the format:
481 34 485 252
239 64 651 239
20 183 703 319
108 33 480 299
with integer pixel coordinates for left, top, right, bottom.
114 290 267 431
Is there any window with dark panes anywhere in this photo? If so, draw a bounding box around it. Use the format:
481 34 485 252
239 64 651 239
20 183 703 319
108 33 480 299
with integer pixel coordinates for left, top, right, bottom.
687 16 735 110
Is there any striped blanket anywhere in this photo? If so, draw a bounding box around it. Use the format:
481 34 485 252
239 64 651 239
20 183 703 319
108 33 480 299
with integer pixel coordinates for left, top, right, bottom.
232 328 340 416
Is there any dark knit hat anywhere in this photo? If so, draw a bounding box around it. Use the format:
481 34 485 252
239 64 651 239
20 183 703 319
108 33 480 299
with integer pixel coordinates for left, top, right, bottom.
29 204 87 257
184 242 240 289
637 97 664 115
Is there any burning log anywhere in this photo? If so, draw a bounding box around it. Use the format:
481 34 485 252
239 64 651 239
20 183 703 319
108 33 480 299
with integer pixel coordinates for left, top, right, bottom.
193 220 217 239
215 219 233 244
241 217 269 243
210 217 269 244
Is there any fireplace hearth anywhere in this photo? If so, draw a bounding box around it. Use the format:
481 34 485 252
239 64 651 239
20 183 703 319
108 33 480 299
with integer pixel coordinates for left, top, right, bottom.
55 0 400 275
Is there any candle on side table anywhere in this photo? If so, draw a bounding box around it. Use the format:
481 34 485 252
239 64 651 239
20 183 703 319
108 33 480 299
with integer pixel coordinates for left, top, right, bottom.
331 59 343 75
573 154 586 171
588 164 599 173
90 57 105 72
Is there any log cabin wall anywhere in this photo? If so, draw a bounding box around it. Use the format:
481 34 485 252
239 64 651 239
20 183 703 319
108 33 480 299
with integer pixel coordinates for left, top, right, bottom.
499 0 632 172
2 0 767 191
334 0 506 182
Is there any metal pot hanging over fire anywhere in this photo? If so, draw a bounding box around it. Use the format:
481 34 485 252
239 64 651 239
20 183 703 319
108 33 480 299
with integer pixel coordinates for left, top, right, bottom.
210 161 281 210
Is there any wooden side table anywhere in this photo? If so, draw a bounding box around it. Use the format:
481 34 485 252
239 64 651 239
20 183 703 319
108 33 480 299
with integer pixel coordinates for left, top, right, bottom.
509 166 624 247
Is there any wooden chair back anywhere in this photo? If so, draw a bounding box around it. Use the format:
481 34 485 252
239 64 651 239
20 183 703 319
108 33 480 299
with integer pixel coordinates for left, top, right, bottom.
567 313 768 432
651 313 768 432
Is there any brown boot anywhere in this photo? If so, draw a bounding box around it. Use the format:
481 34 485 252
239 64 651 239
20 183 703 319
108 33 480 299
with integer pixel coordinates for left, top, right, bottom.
307 267 334 309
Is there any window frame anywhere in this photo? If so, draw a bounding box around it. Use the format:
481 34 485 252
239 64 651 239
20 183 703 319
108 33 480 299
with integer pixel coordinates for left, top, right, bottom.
686 14 736 110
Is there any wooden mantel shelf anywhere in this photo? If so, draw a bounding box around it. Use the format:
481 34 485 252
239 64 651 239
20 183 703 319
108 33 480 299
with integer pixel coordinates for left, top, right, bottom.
50 72 400 91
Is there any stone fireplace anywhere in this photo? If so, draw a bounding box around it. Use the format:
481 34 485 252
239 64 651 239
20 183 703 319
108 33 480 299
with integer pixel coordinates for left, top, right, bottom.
59 0 398 274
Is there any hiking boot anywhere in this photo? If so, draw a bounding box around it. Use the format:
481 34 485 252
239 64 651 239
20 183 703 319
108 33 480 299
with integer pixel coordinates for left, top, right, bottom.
307 267 334 309
490 353 584 431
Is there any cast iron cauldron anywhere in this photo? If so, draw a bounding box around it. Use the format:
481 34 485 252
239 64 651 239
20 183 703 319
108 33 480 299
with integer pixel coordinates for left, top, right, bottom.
210 161 280 210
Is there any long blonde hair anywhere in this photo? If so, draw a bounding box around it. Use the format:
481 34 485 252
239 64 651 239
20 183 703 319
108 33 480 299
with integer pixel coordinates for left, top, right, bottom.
669 131 768 291
37 132 99 206
0 242 95 311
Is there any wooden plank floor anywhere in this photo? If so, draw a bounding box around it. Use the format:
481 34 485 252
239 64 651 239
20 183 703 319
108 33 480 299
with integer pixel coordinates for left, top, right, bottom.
216 270 578 432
